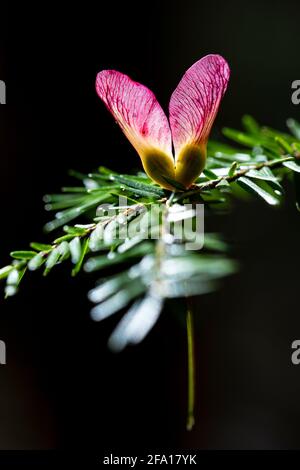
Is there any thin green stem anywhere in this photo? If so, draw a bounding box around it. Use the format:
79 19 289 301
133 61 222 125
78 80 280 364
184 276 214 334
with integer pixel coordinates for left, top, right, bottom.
186 306 195 431
166 191 176 207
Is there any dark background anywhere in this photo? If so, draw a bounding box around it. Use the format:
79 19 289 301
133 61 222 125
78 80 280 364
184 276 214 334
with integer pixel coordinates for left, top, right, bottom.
0 0 300 451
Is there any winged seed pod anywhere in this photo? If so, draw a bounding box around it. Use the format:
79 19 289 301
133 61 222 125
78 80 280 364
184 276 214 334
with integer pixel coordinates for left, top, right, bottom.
96 54 230 189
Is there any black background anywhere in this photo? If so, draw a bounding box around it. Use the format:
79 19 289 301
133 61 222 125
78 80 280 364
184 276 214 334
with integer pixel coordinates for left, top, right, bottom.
0 0 300 450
